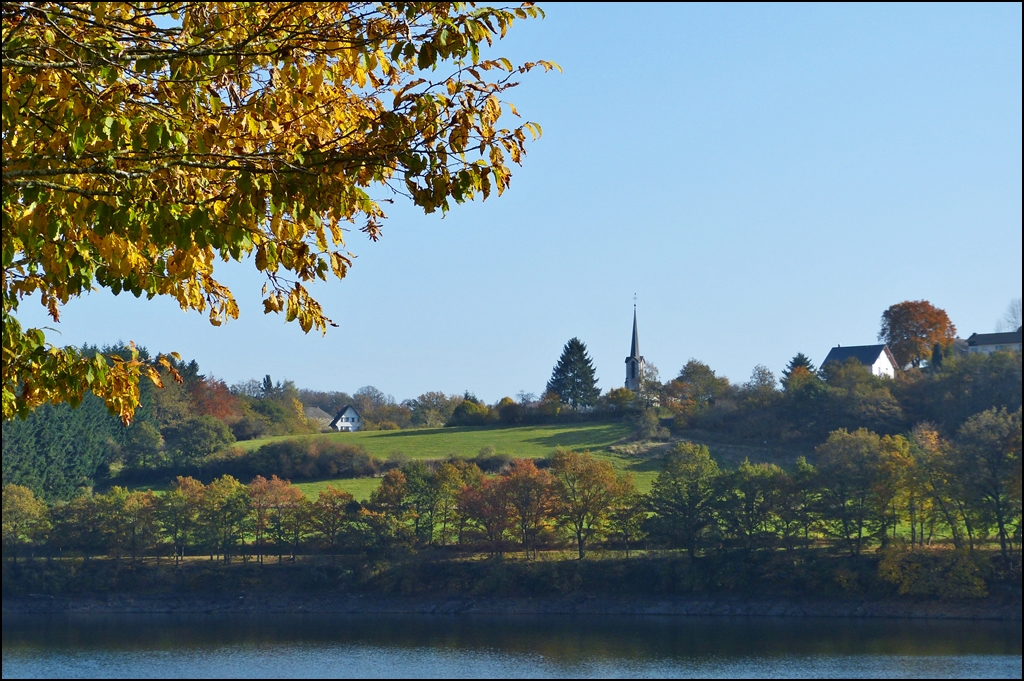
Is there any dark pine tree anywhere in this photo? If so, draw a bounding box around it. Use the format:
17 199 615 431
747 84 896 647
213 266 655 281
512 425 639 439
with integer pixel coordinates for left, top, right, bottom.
546 338 600 410
781 353 816 389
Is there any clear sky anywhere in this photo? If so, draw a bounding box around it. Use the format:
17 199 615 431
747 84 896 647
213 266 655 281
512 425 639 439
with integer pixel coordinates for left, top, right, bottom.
20 3 1023 403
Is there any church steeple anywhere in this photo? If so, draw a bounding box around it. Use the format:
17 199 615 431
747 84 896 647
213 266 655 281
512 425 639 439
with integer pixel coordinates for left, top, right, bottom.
629 306 640 359
625 304 645 392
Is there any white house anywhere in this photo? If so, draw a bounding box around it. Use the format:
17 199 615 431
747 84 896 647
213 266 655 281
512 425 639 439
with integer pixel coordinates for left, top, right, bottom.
821 344 898 378
329 405 362 432
966 328 1022 355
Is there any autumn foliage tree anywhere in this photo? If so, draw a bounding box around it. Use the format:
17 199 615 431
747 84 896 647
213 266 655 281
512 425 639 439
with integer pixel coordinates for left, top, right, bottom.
879 300 957 369
550 449 620 560
2 2 556 423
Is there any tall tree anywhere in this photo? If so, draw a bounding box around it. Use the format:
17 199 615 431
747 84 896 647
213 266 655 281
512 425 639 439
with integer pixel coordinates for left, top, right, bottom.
879 300 957 369
546 338 600 410
647 442 721 556
815 428 885 556
550 449 619 560
501 458 552 557
781 353 816 389
3 2 556 423
954 407 1022 559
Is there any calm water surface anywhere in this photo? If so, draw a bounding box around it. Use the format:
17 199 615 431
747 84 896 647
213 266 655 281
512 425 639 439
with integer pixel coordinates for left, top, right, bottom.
3 613 1021 678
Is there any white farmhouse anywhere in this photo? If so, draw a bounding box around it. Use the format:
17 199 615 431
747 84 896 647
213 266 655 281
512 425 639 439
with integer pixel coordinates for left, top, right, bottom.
966 328 1023 355
821 344 898 378
329 405 362 432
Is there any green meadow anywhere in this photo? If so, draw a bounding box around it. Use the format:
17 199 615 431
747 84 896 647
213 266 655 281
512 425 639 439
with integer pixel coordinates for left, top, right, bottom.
236 422 666 499
235 422 633 459
135 422 798 501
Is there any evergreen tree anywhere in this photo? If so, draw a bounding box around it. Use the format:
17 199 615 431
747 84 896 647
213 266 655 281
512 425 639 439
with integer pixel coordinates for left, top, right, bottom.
781 353 817 389
546 338 600 410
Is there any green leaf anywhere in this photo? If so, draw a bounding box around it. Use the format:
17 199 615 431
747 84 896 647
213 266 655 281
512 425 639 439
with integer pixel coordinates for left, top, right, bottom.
145 122 163 151
70 126 87 156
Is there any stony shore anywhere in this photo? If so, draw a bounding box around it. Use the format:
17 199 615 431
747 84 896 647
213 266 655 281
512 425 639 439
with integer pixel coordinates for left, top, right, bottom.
4 593 1020 620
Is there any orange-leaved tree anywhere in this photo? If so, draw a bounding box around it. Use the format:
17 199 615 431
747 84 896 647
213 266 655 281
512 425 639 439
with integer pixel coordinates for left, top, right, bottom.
879 300 956 369
2 2 556 423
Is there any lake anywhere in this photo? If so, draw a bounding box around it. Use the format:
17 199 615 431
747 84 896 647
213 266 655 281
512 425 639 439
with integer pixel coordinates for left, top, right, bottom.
3 613 1020 678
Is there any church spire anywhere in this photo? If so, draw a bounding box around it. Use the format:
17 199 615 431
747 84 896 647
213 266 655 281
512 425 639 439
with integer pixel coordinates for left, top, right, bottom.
624 302 645 392
630 305 640 359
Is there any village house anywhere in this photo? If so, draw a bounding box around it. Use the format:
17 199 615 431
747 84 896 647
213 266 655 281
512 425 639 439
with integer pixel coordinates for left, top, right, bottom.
821 344 898 378
303 406 333 431
329 405 362 432
966 328 1023 355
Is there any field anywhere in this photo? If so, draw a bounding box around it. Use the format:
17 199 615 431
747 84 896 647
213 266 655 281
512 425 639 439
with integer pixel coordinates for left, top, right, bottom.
241 421 650 499
236 422 634 459
133 422 803 501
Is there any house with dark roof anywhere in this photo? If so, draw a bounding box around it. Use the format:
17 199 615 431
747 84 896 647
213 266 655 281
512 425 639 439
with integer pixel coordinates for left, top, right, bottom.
329 405 362 432
821 344 898 378
966 328 1022 355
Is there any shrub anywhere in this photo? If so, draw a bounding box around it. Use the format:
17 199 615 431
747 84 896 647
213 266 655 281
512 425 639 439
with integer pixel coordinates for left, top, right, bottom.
878 546 988 599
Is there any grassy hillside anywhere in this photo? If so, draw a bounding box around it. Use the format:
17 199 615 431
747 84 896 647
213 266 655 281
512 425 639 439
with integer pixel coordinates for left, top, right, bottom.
240 422 655 499
236 422 633 459
134 422 805 501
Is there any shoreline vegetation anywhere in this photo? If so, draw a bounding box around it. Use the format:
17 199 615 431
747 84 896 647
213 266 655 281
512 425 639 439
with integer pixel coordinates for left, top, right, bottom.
5 593 1020 621
4 548 1022 621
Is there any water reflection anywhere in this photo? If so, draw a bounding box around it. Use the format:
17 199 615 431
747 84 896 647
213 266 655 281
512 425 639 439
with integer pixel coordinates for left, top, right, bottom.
4 614 1021 679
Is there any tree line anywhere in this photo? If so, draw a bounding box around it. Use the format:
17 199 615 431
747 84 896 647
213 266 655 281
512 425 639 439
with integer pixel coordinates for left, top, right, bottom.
3 298 1020 503
5 406 1019 572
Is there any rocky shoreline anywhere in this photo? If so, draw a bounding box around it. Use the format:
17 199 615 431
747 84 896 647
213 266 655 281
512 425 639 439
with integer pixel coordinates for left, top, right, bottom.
4 593 1020 620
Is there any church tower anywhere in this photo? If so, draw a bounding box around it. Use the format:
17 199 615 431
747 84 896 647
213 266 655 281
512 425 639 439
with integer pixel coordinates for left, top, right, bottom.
625 306 645 392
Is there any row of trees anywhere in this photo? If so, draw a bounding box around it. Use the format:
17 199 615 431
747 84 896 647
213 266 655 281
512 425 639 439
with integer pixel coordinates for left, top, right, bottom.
655 347 1021 443
6 407 1019 564
2 347 321 500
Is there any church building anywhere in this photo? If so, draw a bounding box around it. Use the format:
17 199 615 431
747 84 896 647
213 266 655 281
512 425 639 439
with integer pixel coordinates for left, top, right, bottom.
625 307 645 392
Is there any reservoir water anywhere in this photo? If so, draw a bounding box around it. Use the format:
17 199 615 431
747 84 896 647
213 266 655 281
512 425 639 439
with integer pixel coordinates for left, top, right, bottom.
3 613 1020 678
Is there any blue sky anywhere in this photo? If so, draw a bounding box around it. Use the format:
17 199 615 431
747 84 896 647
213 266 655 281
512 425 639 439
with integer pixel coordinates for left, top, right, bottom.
21 3 1023 402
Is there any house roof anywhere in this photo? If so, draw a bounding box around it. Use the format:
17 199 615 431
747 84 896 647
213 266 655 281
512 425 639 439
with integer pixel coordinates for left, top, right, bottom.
966 328 1023 346
821 344 897 369
329 404 361 427
303 406 332 421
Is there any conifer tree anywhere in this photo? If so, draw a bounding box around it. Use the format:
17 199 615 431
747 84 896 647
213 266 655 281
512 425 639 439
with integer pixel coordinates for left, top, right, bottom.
781 353 817 389
546 338 600 410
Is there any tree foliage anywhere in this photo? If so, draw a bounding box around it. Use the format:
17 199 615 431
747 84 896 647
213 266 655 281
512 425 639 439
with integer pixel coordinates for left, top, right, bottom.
879 300 956 369
2 1 556 422
546 337 600 410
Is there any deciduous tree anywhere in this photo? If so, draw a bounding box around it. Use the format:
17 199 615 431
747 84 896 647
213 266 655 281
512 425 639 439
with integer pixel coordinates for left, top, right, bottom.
647 442 721 556
955 407 1022 559
879 300 956 369
156 475 204 564
1 483 48 561
3 2 555 422
502 458 552 557
550 449 618 560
